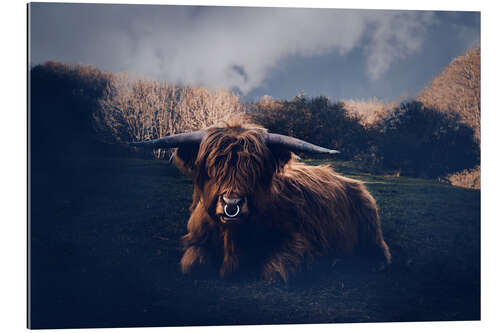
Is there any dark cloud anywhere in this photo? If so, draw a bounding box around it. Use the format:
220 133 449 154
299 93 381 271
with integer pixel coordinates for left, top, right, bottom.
29 3 479 100
230 65 249 83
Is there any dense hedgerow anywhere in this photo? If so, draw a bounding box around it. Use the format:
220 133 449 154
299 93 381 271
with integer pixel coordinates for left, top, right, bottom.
364 101 479 178
251 95 369 159
251 96 479 178
30 61 113 158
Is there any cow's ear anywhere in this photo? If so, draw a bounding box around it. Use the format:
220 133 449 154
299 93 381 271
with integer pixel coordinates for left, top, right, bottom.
173 144 200 175
268 145 293 171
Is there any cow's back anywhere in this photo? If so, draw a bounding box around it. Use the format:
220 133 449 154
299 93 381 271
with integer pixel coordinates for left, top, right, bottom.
270 161 379 256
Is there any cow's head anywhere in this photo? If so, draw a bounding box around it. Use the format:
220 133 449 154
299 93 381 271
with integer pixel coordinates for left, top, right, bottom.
130 124 338 225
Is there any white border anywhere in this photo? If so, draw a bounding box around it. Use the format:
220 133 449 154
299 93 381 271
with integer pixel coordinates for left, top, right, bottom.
2 1 498 333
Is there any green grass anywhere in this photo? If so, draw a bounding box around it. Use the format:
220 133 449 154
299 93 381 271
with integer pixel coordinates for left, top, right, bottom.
29 157 480 328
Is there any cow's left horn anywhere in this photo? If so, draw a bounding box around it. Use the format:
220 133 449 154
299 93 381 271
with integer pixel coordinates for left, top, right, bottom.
129 130 206 149
265 133 340 155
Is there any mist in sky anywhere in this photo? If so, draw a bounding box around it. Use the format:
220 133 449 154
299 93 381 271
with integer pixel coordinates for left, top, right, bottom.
29 3 480 101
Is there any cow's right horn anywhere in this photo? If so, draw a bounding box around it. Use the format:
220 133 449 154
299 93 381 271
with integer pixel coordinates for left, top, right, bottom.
129 130 206 149
265 133 340 155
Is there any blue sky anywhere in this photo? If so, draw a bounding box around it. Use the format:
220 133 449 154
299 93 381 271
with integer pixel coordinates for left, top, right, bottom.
29 3 480 102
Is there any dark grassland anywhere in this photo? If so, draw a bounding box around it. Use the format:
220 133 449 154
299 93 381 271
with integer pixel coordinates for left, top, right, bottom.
29 157 480 329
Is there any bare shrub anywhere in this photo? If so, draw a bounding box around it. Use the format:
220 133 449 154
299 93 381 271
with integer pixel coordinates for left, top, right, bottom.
93 73 245 158
342 97 395 126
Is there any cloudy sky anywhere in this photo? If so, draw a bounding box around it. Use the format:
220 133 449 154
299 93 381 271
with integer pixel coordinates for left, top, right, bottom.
29 3 480 102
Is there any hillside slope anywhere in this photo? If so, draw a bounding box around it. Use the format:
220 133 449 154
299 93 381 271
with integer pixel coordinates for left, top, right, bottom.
419 46 480 189
418 46 480 142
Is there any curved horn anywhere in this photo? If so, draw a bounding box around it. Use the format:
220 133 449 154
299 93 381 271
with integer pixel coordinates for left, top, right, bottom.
265 133 340 155
129 130 206 149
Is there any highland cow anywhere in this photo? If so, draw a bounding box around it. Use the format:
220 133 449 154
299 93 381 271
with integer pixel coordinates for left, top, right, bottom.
132 123 391 281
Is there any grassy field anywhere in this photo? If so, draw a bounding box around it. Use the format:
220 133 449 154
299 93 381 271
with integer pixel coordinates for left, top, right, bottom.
29 157 480 328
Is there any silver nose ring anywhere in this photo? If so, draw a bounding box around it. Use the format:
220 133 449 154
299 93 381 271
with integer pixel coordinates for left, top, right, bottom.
224 204 240 218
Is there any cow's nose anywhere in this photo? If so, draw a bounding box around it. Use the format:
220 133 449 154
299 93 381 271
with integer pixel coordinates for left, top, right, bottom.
224 203 240 217
222 195 243 218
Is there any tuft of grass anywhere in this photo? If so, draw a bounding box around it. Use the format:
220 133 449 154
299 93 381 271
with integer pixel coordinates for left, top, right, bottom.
29 157 480 328
439 165 480 189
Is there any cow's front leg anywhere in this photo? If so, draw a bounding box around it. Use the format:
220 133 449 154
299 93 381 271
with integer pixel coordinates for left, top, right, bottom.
262 233 312 282
180 202 216 275
180 245 210 274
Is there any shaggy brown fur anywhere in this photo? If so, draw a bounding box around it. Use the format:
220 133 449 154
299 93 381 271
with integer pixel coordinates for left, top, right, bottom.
173 123 391 282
